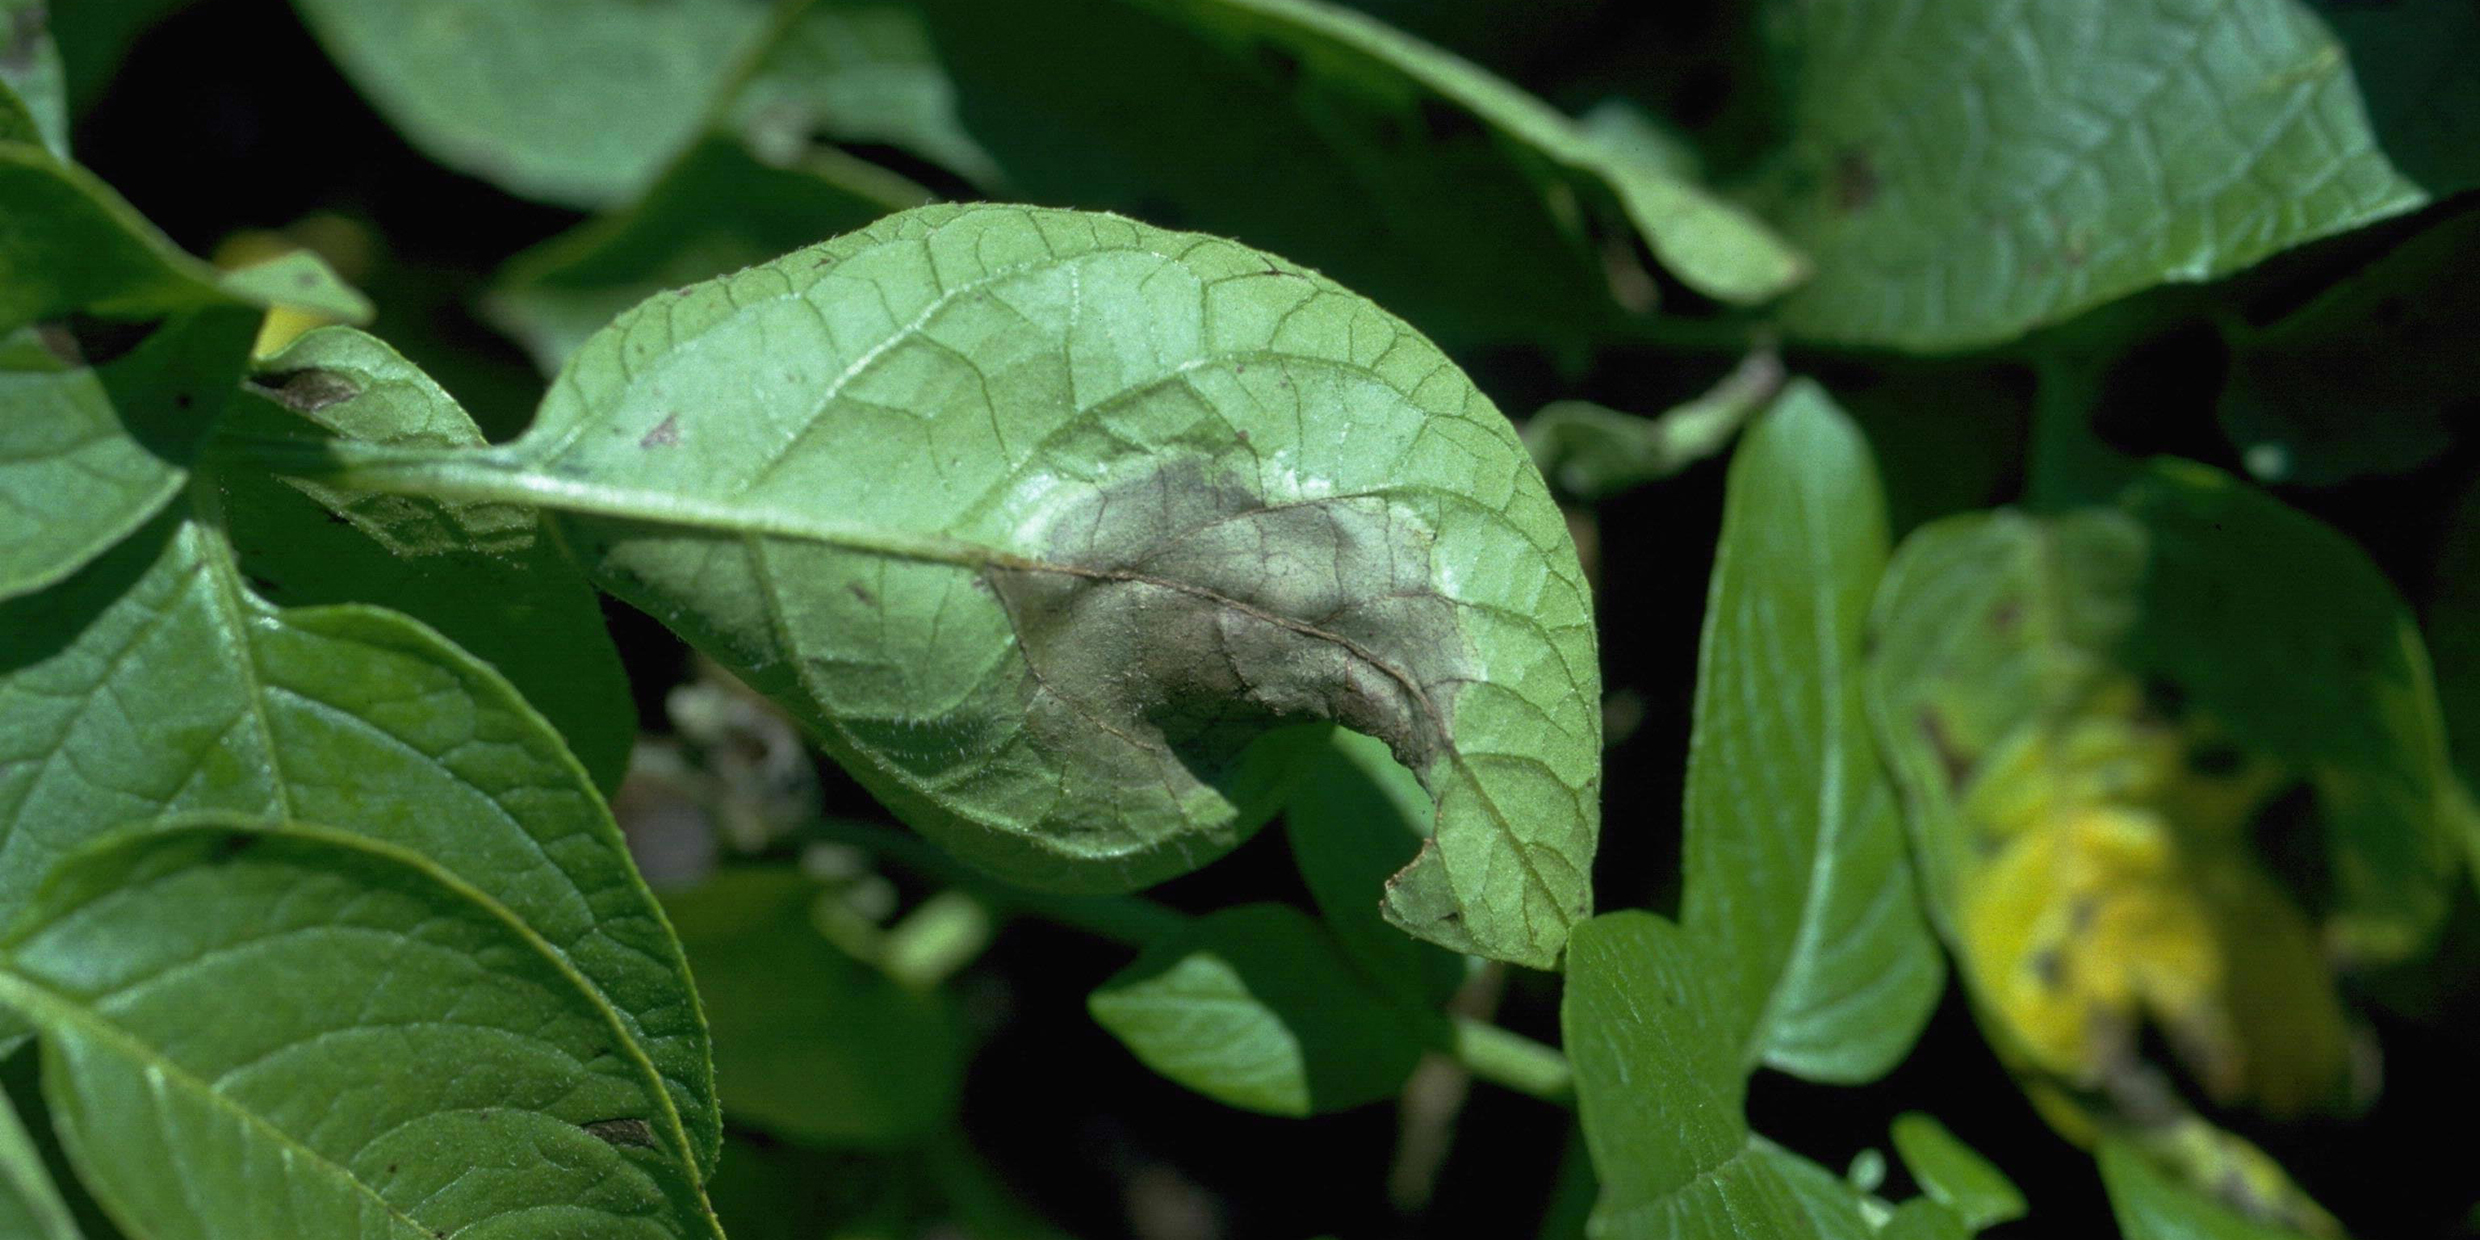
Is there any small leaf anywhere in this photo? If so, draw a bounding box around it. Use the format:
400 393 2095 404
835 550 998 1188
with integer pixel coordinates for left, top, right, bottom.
220 326 637 791
722 0 999 187
288 0 772 207
1089 903 1432 1117
0 818 721 1238
1520 351 1782 502
1889 1113 2026 1230
0 1082 81 1240
488 135 923 374
1762 0 2480 350
0 306 258 601
1681 381 1943 1083
327 203 1599 968
913 0 1800 346
214 250 374 327
1563 912 1840 1239
2098 1138 2313 1240
0 515 719 1168
663 868 963 1148
1878 1199 1973 1240
1281 726 1464 1008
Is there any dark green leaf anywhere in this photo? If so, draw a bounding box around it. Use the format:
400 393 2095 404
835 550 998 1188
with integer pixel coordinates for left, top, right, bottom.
1889 1113 2026 1231
0 306 257 601
0 1081 80 1240
1089 903 1431 1116
220 326 636 792
2119 462 2462 958
1762 0 2480 350
1281 726 1464 1008
287 0 773 207
0 818 720 1238
1681 381 1943 1083
488 135 923 375
663 867 963 1148
0 514 719 1169
914 0 1800 347
315 204 1600 968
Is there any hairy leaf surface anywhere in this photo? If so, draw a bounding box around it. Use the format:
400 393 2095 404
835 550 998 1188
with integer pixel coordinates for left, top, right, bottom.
1680 382 1942 1083
0 820 719 1238
339 204 1600 967
0 515 718 1166
1763 0 2480 350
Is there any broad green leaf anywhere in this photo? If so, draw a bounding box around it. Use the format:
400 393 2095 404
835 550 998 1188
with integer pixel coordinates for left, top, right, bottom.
1281 726 1463 1008
914 0 1800 347
0 0 64 157
1762 0 2480 351
0 514 719 1169
488 134 923 374
2119 462 2462 959
219 326 636 791
663 868 962 1148
0 1083 80 1240
287 0 773 208
0 306 257 601
1563 912 1846 1239
1889 1113 2025 1231
1680 381 1943 1083
723 0 998 186
1089 903 1431 1116
309 203 1601 967
2219 208 2480 486
0 819 720 1238
2097 1138 2308 1240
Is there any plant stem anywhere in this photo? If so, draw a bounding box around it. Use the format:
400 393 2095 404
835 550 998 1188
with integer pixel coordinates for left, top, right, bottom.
1446 1017 1573 1105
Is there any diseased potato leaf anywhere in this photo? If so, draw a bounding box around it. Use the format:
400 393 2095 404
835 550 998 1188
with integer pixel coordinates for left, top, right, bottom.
313 204 1601 968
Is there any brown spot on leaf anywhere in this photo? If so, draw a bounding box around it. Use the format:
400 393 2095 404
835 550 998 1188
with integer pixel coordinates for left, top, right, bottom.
639 413 682 448
251 368 359 414
580 1117 658 1149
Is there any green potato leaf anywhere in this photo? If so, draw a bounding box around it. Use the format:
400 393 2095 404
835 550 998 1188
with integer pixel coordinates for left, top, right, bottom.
0 514 719 1170
220 326 637 792
663 867 964 1148
0 307 258 601
723 0 999 187
488 135 925 375
0 144 227 336
0 1082 79 1240
287 0 774 208
1889 1113 2026 1231
914 0 1800 347
1762 0 2480 351
0 818 720 1238
1680 381 1943 1084
1089 902 1433 1116
1563 911 1867 1239
1878 1199 1973 1240
293 203 1602 968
